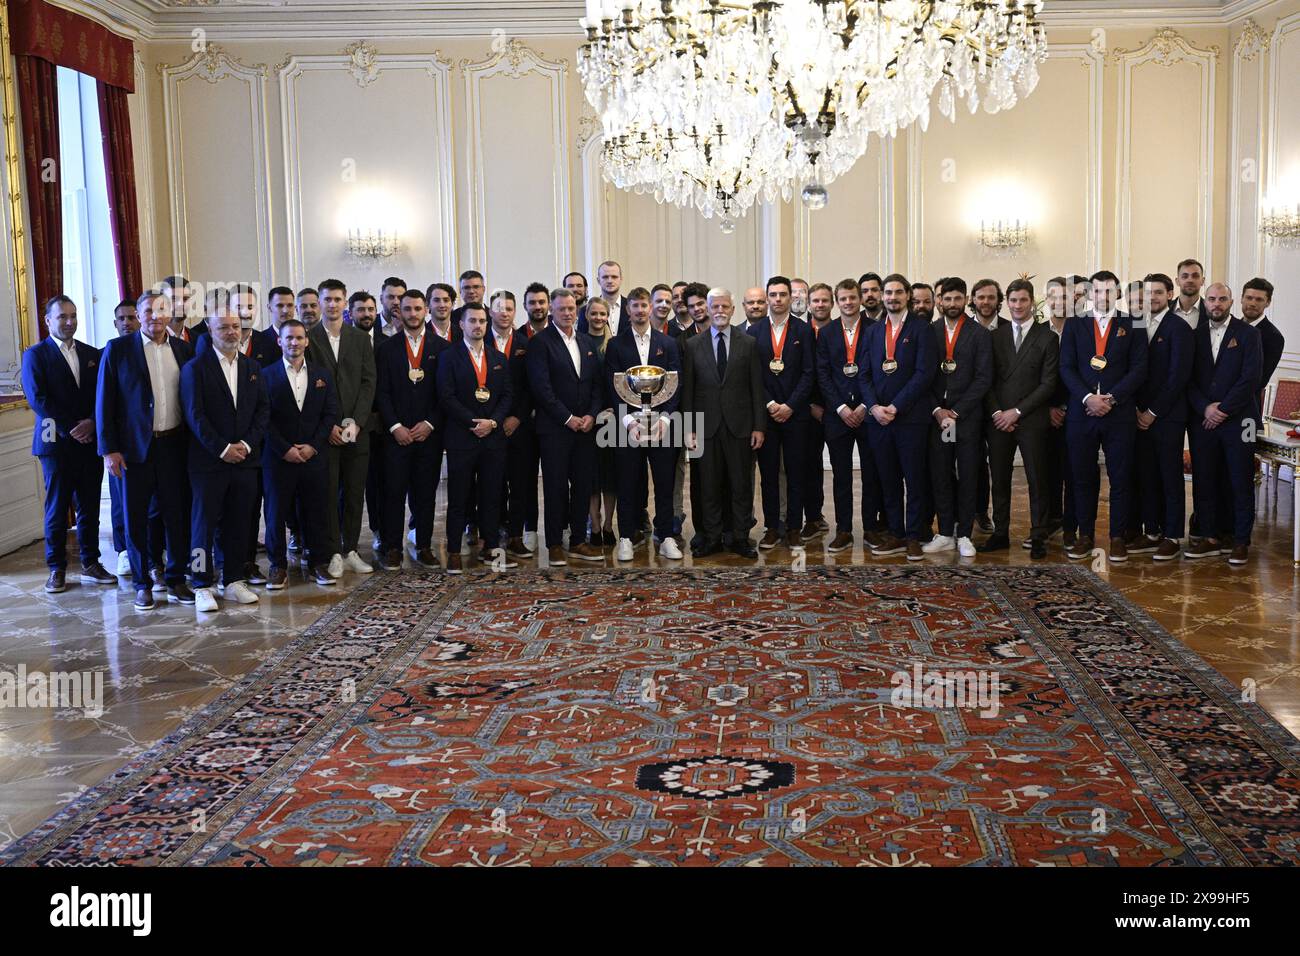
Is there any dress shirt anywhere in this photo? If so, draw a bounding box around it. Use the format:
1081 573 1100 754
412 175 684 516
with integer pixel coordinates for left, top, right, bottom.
381 318 400 337
284 358 308 412
431 321 453 342
215 349 251 459
1174 297 1203 329
390 329 433 434
1209 316 1230 362
631 326 652 366
142 331 182 432
559 325 582 377
599 297 622 336
325 327 342 362
56 336 80 386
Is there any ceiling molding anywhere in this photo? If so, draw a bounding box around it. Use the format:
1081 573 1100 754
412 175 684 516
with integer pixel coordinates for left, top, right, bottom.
49 0 1292 42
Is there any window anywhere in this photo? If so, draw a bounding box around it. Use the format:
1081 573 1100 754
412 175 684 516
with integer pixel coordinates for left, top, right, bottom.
57 66 120 347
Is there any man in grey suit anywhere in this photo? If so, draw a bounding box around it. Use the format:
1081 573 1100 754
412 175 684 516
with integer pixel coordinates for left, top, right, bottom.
681 288 767 559
308 278 377 576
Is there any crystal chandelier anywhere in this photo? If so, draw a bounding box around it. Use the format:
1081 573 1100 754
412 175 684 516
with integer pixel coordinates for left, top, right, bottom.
577 1 1048 224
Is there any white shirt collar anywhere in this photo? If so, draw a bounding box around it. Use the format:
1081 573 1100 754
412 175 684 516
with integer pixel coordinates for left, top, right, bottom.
283 357 306 375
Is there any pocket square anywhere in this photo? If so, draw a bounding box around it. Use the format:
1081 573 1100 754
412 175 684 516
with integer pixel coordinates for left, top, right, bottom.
1155 336 1164 344
314 378 325 388
1117 327 1126 338
249 373 258 381
1227 338 1238 349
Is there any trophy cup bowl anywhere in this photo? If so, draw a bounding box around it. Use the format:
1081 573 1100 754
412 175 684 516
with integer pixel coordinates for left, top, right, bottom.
626 365 666 430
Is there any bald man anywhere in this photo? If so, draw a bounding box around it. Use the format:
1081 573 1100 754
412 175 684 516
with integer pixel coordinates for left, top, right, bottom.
741 287 768 332
1185 283 1263 565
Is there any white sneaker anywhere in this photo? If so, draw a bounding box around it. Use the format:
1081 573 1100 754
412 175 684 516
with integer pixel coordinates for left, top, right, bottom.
194 587 218 613
327 553 344 578
659 537 683 560
957 537 977 558
116 552 131 575
616 537 634 561
922 535 955 554
226 580 260 604
344 551 373 574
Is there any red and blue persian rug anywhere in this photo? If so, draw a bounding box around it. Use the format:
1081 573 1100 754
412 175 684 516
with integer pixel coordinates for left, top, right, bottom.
5 566 1298 866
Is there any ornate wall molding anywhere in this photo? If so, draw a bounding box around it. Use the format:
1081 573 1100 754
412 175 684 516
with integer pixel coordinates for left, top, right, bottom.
1234 17 1269 62
278 48 455 289
1227 18 1268 287
460 40 570 279
1114 30 1217 279
130 50 157 287
160 44 274 291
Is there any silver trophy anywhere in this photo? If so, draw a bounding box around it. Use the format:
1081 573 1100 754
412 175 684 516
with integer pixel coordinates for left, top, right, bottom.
613 365 679 436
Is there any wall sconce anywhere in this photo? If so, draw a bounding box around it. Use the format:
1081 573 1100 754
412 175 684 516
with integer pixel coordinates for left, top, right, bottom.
346 228 399 259
979 219 1029 250
1261 204 1300 244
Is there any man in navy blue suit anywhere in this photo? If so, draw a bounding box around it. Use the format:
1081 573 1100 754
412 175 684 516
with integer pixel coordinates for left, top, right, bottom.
816 279 883 554
98 291 196 610
260 317 338 589
374 289 448 570
181 289 270 612
526 287 604 565
603 287 683 561
863 274 937 560
1185 283 1264 566
748 276 815 551
922 278 993 559
1133 273 1194 561
1059 270 1148 563
488 291 538 560
21 296 115 594
438 302 516 573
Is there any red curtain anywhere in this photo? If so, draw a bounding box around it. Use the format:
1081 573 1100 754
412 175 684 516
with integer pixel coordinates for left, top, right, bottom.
15 56 60 337
98 83 142 300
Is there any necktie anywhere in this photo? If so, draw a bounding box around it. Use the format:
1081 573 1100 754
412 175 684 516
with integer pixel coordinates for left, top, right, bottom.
1013 323 1022 353
716 331 727 380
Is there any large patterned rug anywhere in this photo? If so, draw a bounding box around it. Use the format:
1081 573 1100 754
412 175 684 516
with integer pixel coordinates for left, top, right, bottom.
5 566 1299 867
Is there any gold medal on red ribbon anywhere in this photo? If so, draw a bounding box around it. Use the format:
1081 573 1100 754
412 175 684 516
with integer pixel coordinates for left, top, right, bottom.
883 317 902 374
842 320 861 378
1091 317 1112 372
941 315 964 374
469 345 490 403
769 320 788 375
405 331 425 383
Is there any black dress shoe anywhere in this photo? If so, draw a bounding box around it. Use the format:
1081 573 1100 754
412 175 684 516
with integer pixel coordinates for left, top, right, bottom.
692 540 723 557
731 540 759 559
1029 539 1048 559
977 534 1010 553
975 514 994 534
134 587 155 610
167 582 196 605
689 534 705 551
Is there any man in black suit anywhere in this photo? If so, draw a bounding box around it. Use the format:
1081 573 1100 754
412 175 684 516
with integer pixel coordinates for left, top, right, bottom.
680 288 767 559
180 289 271 612
578 260 629 335
309 278 377 577
296 287 321 333
798 282 836 542
261 318 338 589
374 289 448 570
983 278 1060 559
449 270 487 327
349 290 388 552
922 278 992 559
379 277 406 339
438 302 516 573
1133 273 1194 560
817 278 882 553
488 291 537 559
969 278 1003 533
98 291 196 610
1059 270 1148 562
1185 283 1264 565
1173 258 1208 329
564 271 589 312
21 296 115 594
862 275 937 560
526 288 604 564
1044 277 1077 549
748 276 815 551
604 287 683 561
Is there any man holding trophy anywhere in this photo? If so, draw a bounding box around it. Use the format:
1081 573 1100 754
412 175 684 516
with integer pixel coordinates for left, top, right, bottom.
604 287 684 561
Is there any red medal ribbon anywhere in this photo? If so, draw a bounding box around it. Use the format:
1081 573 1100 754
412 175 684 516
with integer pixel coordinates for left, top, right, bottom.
885 317 903 361
404 330 425 372
468 345 488 389
944 316 964 363
770 320 789 360
842 320 861 361
1093 316 1113 362
496 329 513 358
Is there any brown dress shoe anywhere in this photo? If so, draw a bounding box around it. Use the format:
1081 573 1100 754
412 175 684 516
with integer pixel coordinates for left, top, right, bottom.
1228 544 1249 566
506 537 532 558
1184 538 1219 559
415 548 439 568
44 569 66 593
786 529 803 548
1108 537 1128 563
380 549 402 570
570 542 604 562
827 531 854 553
1066 536 1094 561
446 553 463 574
906 540 924 561
547 545 567 566
759 529 781 550
1127 534 1160 555
1153 539 1181 561
799 521 822 541
266 567 288 590
872 534 907 556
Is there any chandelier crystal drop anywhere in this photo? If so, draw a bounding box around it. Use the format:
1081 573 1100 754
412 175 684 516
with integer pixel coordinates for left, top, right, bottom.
578 0 1048 221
